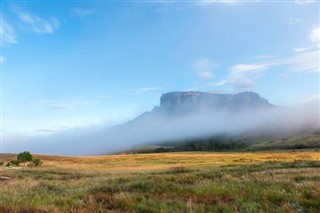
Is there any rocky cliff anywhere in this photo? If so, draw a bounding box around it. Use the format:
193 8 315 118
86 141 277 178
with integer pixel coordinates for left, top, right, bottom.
157 91 272 113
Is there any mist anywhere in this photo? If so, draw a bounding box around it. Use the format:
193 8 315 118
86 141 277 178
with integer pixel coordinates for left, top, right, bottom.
3 99 319 156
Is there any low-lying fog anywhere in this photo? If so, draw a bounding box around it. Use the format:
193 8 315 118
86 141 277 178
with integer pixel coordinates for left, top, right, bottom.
3 99 319 155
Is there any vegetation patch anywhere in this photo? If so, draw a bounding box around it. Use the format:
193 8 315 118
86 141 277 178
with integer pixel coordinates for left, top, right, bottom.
0 152 319 212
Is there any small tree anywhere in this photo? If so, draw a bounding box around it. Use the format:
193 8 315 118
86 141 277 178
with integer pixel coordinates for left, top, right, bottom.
17 151 33 166
17 151 33 162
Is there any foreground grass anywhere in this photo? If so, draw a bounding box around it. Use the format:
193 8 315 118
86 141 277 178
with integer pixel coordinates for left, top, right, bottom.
0 152 320 212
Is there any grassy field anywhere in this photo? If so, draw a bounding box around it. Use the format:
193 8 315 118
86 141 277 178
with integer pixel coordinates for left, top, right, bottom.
1 151 320 212
132 132 320 153
246 134 320 151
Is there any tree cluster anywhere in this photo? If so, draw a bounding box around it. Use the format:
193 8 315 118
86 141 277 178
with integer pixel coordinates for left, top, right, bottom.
3 151 42 167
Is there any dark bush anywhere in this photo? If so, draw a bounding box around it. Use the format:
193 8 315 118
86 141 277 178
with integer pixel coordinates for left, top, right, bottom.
33 159 43 167
17 151 33 162
6 160 20 167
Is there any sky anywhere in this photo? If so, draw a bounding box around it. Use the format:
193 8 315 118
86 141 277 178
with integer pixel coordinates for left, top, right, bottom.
0 0 319 139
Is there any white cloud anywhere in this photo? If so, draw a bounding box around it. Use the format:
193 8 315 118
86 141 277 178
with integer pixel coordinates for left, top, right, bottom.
288 18 302 25
133 87 163 94
36 99 74 111
192 58 216 71
232 46 318 76
217 50 319 92
51 103 74 111
14 10 59 34
0 56 5 64
293 46 313 52
286 50 319 73
294 0 317 5
198 71 215 79
196 0 242 5
215 80 227 86
212 63 269 92
36 98 100 111
215 28 320 92
310 28 320 43
72 8 93 17
217 0 241 3
288 28 319 72
0 19 17 45
225 63 268 92
301 94 320 103
230 64 268 75
193 58 217 81
229 78 256 92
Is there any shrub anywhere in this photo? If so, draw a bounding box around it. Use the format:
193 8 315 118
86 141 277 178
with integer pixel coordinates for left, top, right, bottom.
17 151 33 162
33 159 43 167
6 160 20 167
7 151 43 167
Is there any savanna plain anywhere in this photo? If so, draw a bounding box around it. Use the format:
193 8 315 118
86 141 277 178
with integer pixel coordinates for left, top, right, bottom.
1 151 320 213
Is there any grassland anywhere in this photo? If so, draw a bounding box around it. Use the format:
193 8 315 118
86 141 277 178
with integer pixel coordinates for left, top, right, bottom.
246 134 320 151
136 132 320 153
1 151 320 212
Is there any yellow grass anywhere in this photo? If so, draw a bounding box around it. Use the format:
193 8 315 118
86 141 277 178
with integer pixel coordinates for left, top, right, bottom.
0 151 319 212
3 151 318 173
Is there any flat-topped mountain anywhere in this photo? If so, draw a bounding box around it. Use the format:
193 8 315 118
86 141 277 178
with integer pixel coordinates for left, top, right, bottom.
152 91 273 115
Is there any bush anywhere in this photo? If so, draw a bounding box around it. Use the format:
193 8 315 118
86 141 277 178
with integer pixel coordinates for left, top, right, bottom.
17 151 33 162
6 160 20 167
6 151 43 167
33 159 43 167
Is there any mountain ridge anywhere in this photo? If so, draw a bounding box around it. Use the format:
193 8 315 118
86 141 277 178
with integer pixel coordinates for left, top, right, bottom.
132 91 274 122
158 91 273 112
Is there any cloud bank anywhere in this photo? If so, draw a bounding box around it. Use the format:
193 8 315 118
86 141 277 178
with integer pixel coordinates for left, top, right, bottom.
3 97 319 156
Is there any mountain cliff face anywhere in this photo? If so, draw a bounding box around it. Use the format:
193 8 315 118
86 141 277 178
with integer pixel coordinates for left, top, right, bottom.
154 91 273 114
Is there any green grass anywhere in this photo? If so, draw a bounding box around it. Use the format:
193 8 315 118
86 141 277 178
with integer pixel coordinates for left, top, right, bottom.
0 152 320 212
131 132 320 153
247 134 320 151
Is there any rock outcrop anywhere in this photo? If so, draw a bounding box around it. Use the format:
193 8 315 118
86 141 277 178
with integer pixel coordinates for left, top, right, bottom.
157 91 272 114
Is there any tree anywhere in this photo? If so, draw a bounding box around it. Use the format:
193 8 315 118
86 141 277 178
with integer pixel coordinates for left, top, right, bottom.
4 151 42 167
17 151 33 164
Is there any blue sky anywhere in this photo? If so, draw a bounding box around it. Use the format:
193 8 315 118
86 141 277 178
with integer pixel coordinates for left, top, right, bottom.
1 0 319 136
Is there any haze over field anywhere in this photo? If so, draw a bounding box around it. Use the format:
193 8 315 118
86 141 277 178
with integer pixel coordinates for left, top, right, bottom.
0 1 319 155
3 91 320 155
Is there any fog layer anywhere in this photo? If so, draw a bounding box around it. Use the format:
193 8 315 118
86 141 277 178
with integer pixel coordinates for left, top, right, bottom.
3 100 319 155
